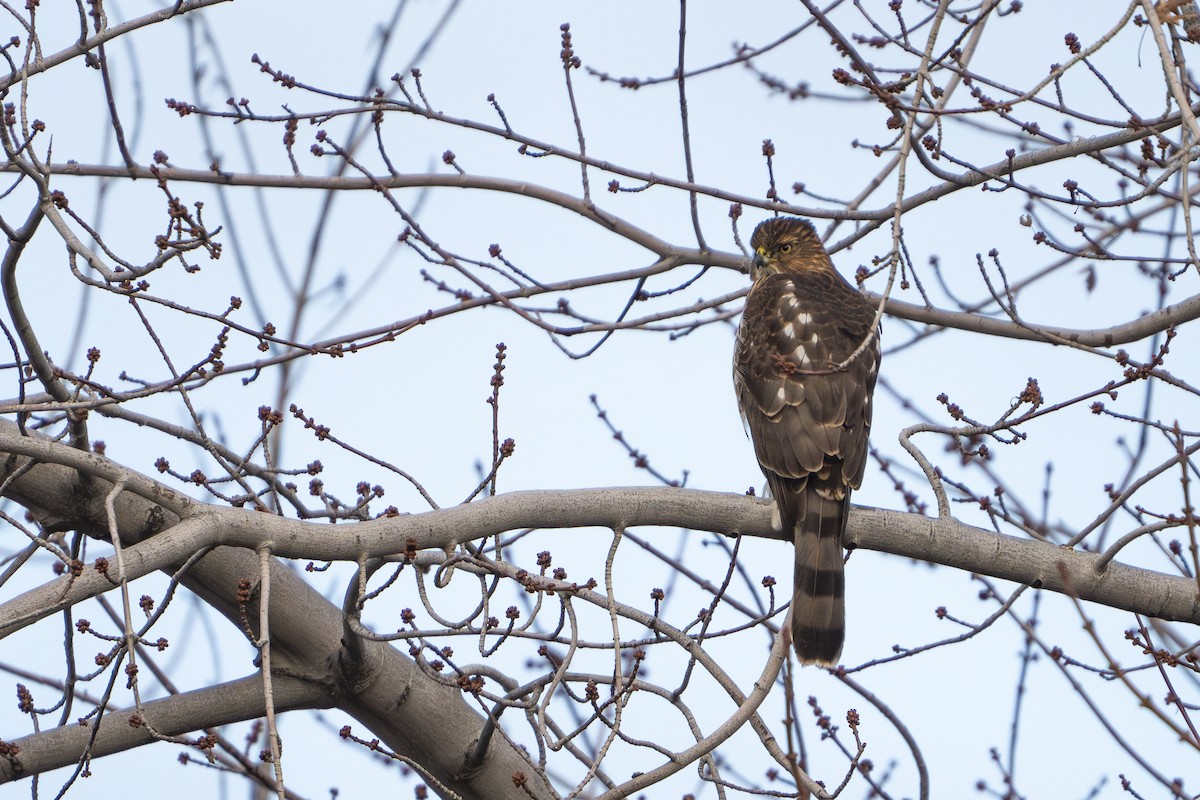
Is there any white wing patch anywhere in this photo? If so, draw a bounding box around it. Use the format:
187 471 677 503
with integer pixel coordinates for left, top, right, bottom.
787 314 816 370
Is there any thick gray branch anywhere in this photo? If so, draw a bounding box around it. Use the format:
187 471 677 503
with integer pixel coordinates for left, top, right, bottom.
0 673 326 783
846 507 1200 623
0 419 554 800
1 418 1195 633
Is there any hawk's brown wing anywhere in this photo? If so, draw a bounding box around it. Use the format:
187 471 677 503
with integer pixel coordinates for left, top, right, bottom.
733 268 878 664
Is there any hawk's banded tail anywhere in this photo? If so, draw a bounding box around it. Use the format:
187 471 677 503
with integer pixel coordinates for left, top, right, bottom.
791 484 847 666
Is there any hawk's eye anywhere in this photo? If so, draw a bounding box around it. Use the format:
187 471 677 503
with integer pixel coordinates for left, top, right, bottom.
779 243 792 253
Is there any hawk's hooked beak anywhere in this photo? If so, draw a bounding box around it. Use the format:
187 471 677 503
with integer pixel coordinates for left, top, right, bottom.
751 246 769 275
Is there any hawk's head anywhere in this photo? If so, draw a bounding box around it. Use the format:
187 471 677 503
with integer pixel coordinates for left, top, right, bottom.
748 217 832 280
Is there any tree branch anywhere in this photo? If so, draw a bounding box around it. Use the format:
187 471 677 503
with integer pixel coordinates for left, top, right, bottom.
0 419 555 800
0 672 326 783
30 164 1200 349
1 419 1194 640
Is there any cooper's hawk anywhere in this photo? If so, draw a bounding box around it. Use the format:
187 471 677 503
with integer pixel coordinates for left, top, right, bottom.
733 216 880 666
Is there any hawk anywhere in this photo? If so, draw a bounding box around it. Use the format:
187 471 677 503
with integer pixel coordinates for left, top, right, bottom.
733 217 880 666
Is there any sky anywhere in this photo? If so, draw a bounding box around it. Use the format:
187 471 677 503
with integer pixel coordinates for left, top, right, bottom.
1 2 1197 799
